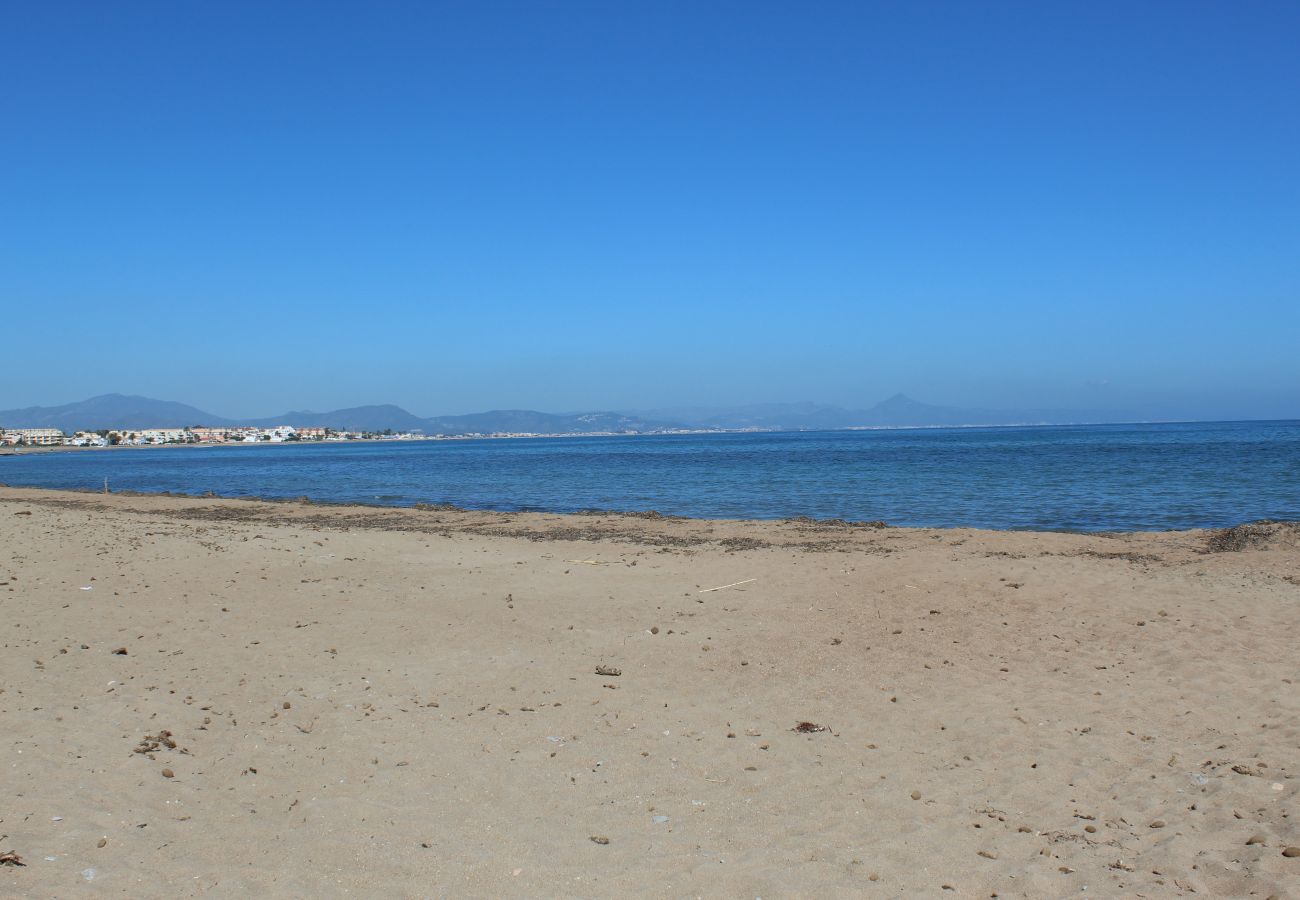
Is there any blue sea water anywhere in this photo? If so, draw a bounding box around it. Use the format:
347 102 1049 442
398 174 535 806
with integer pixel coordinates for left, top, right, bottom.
2 421 1298 531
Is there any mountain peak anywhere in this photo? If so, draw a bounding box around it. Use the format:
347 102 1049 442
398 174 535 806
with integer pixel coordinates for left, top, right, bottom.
873 393 926 410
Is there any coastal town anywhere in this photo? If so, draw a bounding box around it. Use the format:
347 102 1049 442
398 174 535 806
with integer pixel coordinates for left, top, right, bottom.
1 425 426 448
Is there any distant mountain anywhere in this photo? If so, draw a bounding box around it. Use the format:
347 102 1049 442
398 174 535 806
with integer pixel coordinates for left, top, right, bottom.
248 405 432 432
0 395 679 435
0 393 236 431
422 410 676 435
1 392 1154 436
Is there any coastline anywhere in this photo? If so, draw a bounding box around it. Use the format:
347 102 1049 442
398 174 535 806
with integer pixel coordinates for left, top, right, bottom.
2 485 1297 895
0 437 446 456
0 482 1291 542
9 417 1297 458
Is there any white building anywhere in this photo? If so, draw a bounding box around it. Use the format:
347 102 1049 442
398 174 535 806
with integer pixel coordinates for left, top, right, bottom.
68 432 108 447
2 428 65 446
137 428 190 444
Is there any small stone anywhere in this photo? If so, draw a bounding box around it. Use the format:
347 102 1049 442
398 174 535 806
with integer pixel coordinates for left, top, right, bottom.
1149 819 1166 828
590 835 609 845
868 872 879 881
1017 826 1032 833
1246 834 1266 846
96 838 107 849
112 647 128 655
1282 846 1300 857
1085 825 1097 833
161 768 174 778
978 850 998 859
910 790 921 800
650 626 659 634
282 701 291 709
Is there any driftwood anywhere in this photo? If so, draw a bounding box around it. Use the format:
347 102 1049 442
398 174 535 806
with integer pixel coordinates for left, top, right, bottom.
697 578 756 593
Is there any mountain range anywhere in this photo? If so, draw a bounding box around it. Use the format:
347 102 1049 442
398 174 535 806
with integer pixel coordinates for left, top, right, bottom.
0 394 679 435
0 392 1159 435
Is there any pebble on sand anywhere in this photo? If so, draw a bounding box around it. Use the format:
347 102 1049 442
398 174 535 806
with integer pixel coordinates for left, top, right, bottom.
162 768 175 778
590 835 610 845
910 790 921 800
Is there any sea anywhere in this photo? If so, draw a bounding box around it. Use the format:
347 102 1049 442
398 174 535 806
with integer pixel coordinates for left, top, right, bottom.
3 421 1298 532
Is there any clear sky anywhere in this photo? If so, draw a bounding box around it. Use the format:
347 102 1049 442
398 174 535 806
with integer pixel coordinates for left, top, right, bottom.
3 1 1298 419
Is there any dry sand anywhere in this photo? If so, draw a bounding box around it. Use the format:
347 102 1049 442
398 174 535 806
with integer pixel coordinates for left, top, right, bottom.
1 485 1297 897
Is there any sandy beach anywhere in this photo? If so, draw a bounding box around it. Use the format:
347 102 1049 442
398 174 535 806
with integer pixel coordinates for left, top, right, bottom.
1 485 1296 897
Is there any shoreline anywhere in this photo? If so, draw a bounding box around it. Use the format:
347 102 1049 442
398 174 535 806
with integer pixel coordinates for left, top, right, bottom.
0 482 1291 542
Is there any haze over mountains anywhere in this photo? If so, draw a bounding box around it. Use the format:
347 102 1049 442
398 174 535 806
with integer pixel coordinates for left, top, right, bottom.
632 394 1149 430
0 393 1177 435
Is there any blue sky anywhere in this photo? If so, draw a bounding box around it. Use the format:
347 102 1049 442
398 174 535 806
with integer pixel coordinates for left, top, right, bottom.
2 1 1298 419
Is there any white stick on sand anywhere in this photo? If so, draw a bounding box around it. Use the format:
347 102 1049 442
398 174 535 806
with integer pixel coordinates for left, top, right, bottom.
697 578 756 593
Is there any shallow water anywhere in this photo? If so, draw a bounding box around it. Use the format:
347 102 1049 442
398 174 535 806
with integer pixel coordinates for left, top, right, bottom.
3 421 1298 531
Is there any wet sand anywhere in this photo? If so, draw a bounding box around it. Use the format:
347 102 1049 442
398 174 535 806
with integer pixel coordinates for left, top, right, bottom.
1 486 1297 897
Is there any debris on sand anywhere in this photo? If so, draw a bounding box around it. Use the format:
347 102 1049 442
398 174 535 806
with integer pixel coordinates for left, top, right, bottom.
697 578 756 594
0 851 25 866
793 721 829 733
590 835 610 845
595 665 622 677
134 730 186 756
1203 521 1296 553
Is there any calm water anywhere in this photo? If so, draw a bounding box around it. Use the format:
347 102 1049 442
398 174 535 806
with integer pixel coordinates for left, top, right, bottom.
3 422 1298 531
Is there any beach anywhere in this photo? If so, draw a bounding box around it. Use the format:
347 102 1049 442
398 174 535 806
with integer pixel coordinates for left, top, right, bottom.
1 485 1297 897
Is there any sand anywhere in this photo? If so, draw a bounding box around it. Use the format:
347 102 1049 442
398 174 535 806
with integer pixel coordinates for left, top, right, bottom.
1 485 1297 897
